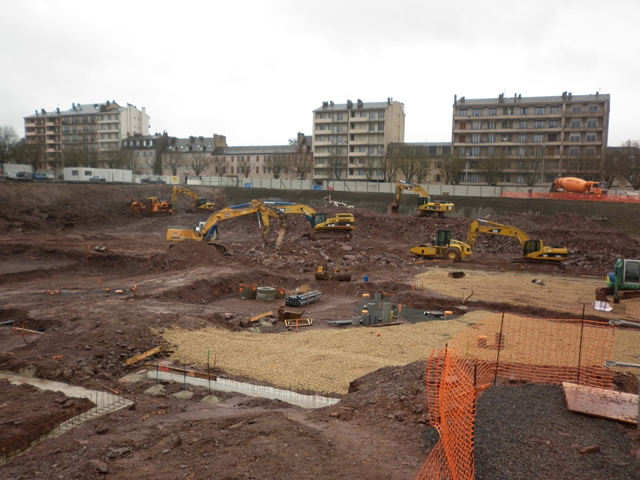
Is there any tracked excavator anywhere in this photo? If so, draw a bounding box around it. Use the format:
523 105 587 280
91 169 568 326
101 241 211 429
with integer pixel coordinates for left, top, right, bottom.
598 258 640 303
128 197 174 216
389 180 455 216
166 199 288 252
466 219 569 262
266 202 355 240
170 186 215 212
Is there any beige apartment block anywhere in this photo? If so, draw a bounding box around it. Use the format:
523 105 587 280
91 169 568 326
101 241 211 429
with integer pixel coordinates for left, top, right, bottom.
451 92 610 185
24 101 149 170
312 98 405 182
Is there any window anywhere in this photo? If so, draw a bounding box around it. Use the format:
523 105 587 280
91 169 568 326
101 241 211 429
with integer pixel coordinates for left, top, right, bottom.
572 106 582 112
586 134 596 142
535 106 545 115
570 120 581 128
472 108 482 116
534 121 544 129
487 134 496 142
468 174 480 183
359 112 366 117
472 121 481 130
569 148 579 156
470 147 480 156
548 134 557 142
586 147 596 156
587 119 597 128
519 120 527 129
256 166 259 174
550 106 559 114
369 124 375 132
533 134 544 143
459 121 466 129
369 111 376 120
458 135 466 143
489 108 497 116
337 113 343 121
358 146 365 152
378 111 385 119
502 120 513 129
368 146 376 155
459 109 467 117
588 105 598 112
458 147 467 155
487 147 495 156
569 134 581 142
519 134 527 143
71 170 79 176
487 121 496 129
518 147 526 156
520 107 529 115
503 107 513 115
378 123 384 131
229 166 234 174
548 120 558 128
472 134 481 143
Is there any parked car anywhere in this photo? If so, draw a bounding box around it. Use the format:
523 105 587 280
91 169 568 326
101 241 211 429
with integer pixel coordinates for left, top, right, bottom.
89 176 106 182
31 173 49 180
11 172 34 181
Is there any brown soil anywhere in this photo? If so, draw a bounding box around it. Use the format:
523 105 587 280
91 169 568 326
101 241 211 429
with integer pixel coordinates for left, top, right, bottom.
0 183 639 479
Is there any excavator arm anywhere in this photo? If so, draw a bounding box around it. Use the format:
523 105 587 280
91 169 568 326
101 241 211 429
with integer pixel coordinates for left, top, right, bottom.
389 180 454 216
466 219 568 262
166 199 287 248
389 181 428 214
170 186 215 211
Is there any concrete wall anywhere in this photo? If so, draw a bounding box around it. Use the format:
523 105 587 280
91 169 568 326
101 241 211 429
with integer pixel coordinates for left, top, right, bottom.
219 187 640 238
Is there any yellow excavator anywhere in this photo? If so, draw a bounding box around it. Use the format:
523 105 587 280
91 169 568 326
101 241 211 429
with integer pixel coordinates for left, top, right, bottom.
166 199 288 251
466 219 569 262
170 186 215 212
389 180 455 217
266 202 355 240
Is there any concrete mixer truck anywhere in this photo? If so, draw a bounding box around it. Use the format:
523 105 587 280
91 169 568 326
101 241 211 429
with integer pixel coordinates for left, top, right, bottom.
551 177 607 195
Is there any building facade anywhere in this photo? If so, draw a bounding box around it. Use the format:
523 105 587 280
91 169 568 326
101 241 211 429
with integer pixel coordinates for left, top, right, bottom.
122 133 173 175
160 133 312 183
386 142 452 184
312 98 405 182
24 101 149 170
451 92 610 185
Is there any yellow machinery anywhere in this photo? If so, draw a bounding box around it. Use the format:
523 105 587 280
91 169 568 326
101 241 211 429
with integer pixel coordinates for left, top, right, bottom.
314 264 352 281
128 197 174 216
466 219 568 262
389 180 455 217
410 230 473 261
166 199 288 251
170 186 215 212
266 202 355 240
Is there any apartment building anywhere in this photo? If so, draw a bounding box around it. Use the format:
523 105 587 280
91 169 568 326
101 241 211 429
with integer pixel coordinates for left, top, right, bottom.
312 98 405 182
24 101 149 169
451 92 610 185
122 132 173 175
161 133 312 183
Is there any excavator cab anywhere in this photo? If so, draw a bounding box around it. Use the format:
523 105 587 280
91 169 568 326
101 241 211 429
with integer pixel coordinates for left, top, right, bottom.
523 240 541 257
417 196 433 207
311 213 326 227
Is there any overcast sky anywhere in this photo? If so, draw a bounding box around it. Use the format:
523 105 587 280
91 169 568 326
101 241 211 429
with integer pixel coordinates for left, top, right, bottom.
1 0 638 147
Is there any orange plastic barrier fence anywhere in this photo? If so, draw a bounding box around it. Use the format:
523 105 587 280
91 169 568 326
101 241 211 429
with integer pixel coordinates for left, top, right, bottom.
415 314 614 480
501 191 640 203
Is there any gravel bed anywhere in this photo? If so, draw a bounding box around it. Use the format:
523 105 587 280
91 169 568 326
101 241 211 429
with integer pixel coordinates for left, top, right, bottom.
475 384 639 479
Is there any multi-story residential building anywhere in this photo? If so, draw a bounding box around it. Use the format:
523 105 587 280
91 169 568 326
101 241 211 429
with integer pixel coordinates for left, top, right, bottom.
312 98 405 182
161 133 312 183
451 92 610 185
122 132 173 175
386 142 452 184
24 101 149 170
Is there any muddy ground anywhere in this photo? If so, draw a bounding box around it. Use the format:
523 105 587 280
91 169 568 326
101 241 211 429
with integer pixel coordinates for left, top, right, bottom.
0 183 639 479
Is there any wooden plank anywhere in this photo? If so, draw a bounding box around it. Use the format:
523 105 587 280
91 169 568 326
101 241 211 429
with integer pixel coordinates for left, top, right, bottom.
125 346 162 365
143 362 217 381
562 382 638 425
249 311 273 323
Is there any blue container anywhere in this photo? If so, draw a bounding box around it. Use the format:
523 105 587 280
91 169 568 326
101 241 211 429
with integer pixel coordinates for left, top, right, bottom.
364 275 369 282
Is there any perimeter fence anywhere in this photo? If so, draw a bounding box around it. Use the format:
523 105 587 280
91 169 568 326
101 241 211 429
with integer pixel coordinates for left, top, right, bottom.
414 313 615 480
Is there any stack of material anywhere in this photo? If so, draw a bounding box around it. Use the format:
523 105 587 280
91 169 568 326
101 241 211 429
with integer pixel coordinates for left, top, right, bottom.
285 290 322 307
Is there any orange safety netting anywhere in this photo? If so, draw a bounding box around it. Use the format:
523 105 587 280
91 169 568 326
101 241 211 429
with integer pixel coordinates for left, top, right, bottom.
415 314 614 480
501 191 640 203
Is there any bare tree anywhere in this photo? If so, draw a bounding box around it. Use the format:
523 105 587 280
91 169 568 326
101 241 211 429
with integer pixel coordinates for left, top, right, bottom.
103 148 134 170
481 151 509 186
190 152 211 177
565 150 600 180
380 154 401 183
362 157 380 181
11 140 42 170
212 156 228 176
163 152 184 176
515 151 543 187
439 154 465 185
0 126 19 164
602 148 623 188
265 154 288 179
326 150 347 180
614 140 640 190
290 152 313 179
